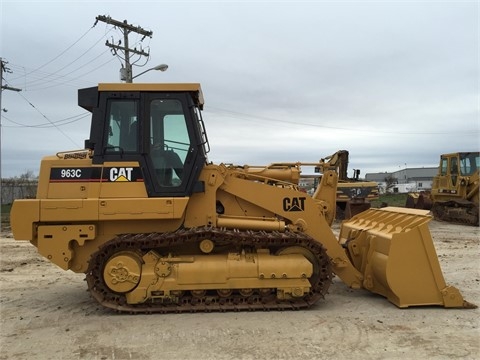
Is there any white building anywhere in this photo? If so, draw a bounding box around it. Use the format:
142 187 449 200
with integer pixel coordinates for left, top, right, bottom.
365 167 438 194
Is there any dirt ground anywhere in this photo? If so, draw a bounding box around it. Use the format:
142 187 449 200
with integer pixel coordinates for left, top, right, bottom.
0 220 479 360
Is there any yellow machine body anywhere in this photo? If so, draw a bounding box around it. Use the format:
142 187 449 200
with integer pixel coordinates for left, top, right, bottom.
10 83 475 313
406 152 479 226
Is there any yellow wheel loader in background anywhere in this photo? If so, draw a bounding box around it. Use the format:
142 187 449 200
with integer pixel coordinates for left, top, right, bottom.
10 83 476 313
406 152 479 226
332 150 379 220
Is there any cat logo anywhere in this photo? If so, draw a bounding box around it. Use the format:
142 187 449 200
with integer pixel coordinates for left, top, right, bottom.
109 167 133 182
283 197 306 212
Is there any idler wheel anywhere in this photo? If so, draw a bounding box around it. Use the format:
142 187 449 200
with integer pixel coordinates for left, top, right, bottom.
102 251 142 293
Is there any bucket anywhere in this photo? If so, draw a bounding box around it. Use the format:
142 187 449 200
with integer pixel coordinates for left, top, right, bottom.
339 207 475 308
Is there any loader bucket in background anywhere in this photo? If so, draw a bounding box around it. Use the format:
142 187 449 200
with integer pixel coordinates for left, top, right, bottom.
405 192 432 210
338 207 476 309
344 200 371 220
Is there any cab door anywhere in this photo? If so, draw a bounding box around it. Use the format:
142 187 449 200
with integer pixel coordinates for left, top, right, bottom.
141 92 206 197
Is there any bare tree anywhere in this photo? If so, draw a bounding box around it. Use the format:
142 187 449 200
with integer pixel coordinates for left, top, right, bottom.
384 175 397 192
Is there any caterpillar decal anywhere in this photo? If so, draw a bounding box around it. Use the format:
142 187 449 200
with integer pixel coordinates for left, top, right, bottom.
49 167 143 183
283 197 306 212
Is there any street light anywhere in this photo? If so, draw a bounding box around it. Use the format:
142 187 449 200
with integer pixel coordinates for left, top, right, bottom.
130 64 168 81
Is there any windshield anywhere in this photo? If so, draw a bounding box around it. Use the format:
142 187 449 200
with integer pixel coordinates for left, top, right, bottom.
459 153 479 176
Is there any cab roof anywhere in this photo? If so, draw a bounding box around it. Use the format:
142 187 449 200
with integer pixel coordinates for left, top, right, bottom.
79 83 204 111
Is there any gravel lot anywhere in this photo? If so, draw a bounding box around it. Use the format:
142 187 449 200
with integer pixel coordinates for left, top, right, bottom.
1 220 479 360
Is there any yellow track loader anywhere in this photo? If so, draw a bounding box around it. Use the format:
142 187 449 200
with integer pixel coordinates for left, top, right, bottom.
406 152 479 226
10 83 475 313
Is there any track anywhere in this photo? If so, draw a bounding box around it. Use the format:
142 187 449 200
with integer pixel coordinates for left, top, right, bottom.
432 202 479 227
86 227 333 313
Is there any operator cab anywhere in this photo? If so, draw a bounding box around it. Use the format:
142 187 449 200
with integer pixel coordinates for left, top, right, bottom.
438 152 480 187
79 83 209 197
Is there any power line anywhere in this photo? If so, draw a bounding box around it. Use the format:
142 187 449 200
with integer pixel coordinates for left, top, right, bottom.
207 106 479 136
24 52 115 91
15 91 80 148
25 56 117 91
2 112 89 128
6 50 116 92
6 22 115 91
20 33 114 89
7 61 101 90
9 25 96 83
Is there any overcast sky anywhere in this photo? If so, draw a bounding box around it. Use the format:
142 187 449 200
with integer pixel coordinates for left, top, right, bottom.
1 0 478 179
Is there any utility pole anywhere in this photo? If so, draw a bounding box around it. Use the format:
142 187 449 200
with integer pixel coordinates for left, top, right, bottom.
95 15 153 82
0 58 22 231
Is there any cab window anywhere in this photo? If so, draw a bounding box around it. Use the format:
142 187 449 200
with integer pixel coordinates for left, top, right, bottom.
106 100 138 152
460 153 480 176
440 158 448 175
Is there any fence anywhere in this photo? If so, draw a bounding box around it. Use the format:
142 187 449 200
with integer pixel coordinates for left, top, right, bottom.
1 179 38 204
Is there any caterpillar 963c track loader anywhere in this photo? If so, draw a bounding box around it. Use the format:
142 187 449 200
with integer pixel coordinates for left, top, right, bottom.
10 83 475 313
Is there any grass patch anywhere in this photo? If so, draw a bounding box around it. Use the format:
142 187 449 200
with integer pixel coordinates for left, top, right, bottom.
370 193 408 208
1 203 12 229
